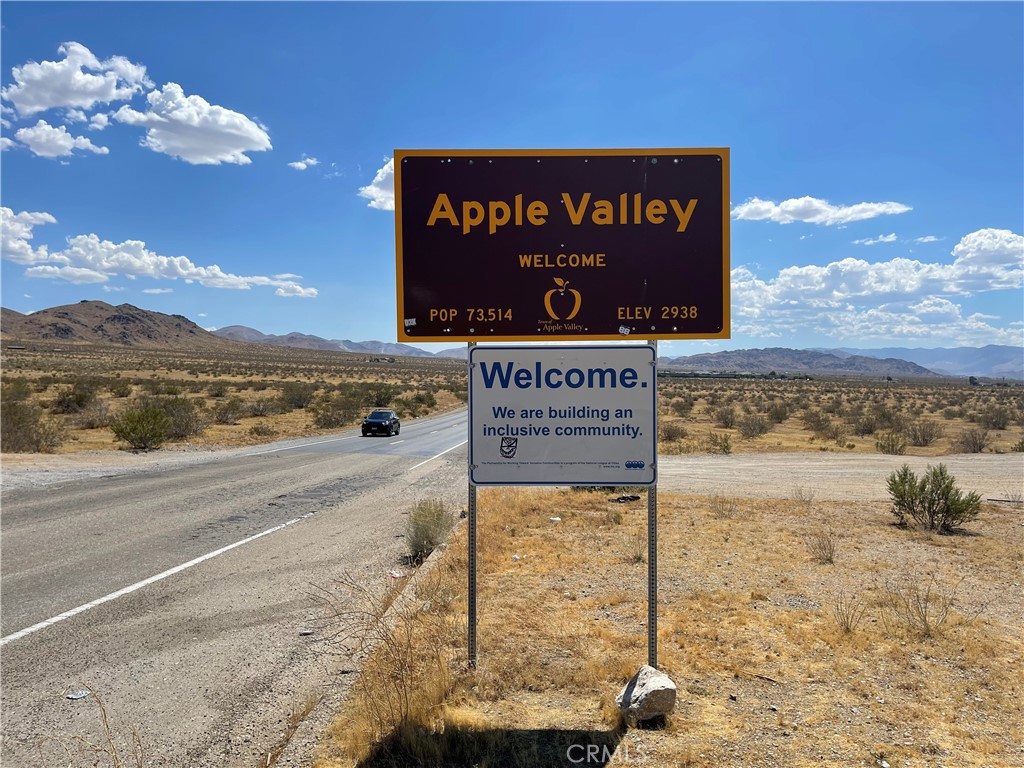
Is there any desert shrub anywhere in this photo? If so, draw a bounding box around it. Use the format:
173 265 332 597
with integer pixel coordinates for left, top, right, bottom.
248 422 277 437
364 383 400 407
707 431 732 455
1 399 65 452
108 380 133 398
887 463 982 532
951 428 990 454
311 392 362 428
879 574 977 638
247 396 284 417
1011 436 1024 453
76 401 112 429
406 499 455 564
804 529 836 564
767 401 789 424
978 405 1010 430
207 381 229 398
213 397 246 425
412 390 437 409
875 430 907 455
281 382 318 409
709 496 739 519
737 413 770 439
110 405 172 450
713 406 736 429
801 409 832 436
142 379 181 396
51 378 98 413
450 388 468 403
906 419 943 447
142 396 207 439
831 591 867 635
660 422 687 441
849 413 879 436
670 397 695 417
2 377 33 402
871 403 907 432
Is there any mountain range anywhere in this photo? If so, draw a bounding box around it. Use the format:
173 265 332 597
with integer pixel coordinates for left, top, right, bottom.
1 301 1019 378
211 325 436 358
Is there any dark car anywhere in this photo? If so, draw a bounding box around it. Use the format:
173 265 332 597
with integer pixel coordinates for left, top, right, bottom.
361 409 401 437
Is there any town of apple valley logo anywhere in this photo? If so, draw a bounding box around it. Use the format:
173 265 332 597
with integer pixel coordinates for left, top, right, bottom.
543 277 582 321
500 437 518 458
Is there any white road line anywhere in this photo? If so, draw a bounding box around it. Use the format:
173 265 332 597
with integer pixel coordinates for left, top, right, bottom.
248 435 356 455
2 424 468 645
407 440 468 471
0 513 313 647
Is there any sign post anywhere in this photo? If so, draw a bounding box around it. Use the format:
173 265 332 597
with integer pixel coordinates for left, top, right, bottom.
395 147 730 671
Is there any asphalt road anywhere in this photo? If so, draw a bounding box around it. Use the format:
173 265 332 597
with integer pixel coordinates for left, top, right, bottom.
0 410 470 768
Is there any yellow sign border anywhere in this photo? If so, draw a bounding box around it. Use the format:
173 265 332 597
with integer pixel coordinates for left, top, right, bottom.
394 147 730 342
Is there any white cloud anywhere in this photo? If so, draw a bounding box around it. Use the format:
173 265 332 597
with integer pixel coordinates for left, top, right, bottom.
274 284 318 297
357 157 395 210
4 218 317 298
1 207 59 264
1 41 151 117
102 285 126 292
0 137 15 151
14 119 109 158
914 235 941 244
288 154 319 170
197 312 207 317
948 228 1024 292
25 265 108 284
852 233 897 246
731 196 911 226
730 228 1024 346
65 108 87 122
114 82 271 165
89 112 109 130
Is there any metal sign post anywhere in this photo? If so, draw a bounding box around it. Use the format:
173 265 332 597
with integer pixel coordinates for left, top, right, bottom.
647 339 658 668
467 342 478 668
468 480 478 668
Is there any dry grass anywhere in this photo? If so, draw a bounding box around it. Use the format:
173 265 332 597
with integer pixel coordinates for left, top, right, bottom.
314 487 1023 768
30 690 146 768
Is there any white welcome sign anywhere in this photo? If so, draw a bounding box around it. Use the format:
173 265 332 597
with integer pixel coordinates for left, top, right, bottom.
468 345 657 485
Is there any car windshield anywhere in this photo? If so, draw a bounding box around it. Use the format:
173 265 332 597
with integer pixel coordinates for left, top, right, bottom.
368 410 392 419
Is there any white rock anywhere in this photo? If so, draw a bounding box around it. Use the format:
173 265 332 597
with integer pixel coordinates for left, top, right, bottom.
615 665 676 725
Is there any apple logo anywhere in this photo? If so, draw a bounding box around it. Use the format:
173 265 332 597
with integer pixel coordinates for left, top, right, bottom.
543 277 582 321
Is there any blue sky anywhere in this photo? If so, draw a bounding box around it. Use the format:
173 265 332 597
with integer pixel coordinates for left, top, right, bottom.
2 1 1021 356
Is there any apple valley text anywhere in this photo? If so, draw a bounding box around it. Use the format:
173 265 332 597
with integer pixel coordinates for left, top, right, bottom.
426 193 699 234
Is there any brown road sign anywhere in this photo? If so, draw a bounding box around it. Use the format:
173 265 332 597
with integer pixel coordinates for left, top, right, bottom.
395 148 729 342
